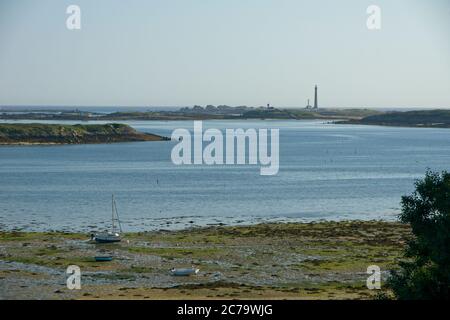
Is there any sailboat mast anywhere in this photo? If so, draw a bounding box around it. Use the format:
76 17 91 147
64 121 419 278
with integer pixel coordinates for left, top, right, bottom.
114 197 123 233
112 194 115 233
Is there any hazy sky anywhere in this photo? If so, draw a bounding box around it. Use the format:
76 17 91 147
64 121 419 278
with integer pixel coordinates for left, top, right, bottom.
0 0 449 108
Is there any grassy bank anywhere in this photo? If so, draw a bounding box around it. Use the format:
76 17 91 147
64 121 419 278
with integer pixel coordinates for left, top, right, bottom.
0 221 411 299
0 123 169 144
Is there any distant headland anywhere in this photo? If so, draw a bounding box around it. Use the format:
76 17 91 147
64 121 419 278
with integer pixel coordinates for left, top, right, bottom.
0 105 381 121
337 109 450 128
0 123 169 145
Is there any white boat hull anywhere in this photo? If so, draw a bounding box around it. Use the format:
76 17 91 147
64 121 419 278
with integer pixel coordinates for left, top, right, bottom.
170 268 200 276
94 232 121 243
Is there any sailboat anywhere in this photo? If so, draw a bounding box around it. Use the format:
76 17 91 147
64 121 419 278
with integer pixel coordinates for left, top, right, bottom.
91 195 123 243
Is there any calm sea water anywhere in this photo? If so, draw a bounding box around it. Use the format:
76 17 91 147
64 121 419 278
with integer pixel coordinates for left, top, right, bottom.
1 119 450 232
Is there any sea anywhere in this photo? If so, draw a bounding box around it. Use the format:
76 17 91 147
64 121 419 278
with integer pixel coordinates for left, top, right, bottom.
1 119 450 232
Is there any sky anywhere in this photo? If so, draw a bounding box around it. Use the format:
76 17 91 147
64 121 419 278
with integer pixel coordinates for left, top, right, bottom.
0 0 449 108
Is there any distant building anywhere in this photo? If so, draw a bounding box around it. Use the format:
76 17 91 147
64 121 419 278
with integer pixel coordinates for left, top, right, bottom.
205 105 216 112
305 99 312 109
192 105 204 112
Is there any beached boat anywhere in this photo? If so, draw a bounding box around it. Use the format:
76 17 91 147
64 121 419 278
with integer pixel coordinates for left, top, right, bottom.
94 256 113 262
93 232 121 243
170 267 200 276
91 195 123 243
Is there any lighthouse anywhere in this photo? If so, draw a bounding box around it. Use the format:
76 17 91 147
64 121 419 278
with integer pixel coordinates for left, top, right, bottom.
313 85 318 109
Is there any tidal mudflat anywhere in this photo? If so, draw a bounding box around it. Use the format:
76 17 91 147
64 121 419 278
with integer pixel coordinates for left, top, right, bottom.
0 221 410 299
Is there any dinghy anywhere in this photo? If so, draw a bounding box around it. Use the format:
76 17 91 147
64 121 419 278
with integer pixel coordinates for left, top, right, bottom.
92 195 123 243
170 267 200 276
94 256 113 262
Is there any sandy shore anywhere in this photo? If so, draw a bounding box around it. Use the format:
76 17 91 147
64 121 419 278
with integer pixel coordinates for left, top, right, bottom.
0 221 411 300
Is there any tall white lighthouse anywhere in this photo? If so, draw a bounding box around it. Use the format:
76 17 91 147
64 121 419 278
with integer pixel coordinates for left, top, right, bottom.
313 85 318 109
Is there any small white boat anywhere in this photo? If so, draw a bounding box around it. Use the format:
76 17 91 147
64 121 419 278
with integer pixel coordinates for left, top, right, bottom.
170 267 200 276
91 195 123 244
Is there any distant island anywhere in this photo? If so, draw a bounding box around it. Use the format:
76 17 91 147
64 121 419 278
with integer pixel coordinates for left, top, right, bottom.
338 109 450 128
0 106 381 121
0 123 169 145
2 107 449 129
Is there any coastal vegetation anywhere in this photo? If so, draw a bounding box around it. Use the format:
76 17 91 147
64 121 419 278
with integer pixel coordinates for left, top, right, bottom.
387 171 450 299
0 123 169 145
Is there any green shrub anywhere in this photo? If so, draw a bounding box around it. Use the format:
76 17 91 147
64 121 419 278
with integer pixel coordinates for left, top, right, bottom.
388 170 450 300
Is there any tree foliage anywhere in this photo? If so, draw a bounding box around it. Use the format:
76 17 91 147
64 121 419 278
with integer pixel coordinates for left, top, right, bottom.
388 170 450 299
